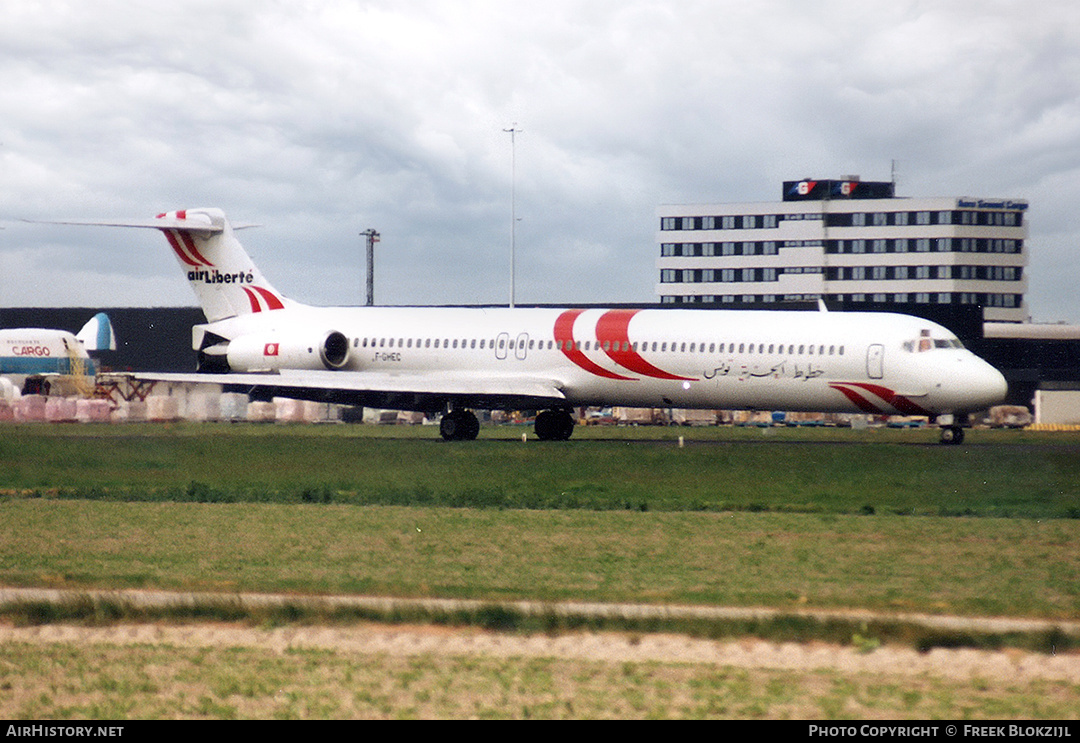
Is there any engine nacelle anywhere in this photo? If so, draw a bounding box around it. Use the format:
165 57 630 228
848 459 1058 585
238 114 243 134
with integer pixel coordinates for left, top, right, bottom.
226 330 351 372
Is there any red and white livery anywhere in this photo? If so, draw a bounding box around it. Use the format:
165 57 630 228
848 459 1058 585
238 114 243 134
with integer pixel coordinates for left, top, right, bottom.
46 208 1008 442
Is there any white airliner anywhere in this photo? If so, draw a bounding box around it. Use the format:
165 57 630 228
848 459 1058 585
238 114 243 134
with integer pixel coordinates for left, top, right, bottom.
0 313 115 377
42 208 1007 443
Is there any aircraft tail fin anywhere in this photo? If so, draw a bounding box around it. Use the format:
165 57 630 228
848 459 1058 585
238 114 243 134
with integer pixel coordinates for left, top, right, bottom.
76 312 116 351
33 208 293 323
154 209 293 322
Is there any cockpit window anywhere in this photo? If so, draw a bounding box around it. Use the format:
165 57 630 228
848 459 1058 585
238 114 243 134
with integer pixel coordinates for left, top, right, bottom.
903 328 965 352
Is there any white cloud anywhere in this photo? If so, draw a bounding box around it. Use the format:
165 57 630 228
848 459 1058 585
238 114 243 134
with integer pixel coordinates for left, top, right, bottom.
2 0 1079 322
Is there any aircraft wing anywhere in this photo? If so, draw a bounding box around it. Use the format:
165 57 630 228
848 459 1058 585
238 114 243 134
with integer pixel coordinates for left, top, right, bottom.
133 369 568 412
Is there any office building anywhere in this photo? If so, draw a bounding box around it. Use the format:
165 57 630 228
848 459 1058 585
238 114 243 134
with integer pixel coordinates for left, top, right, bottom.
656 178 1029 322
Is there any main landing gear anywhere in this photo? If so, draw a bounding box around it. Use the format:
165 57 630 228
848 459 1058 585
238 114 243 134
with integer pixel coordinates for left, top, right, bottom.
439 408 575 441
534 409 575 441
439 409 480 441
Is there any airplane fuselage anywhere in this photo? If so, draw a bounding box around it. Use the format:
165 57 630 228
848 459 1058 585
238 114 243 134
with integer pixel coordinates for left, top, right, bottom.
205 304 1006 419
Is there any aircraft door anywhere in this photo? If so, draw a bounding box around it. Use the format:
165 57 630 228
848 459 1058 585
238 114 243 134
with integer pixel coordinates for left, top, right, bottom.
495 332 509 360
866 344 884 379
515 332 529 360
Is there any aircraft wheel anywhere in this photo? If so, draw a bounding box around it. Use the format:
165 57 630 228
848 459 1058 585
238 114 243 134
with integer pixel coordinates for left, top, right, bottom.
534 411 556 440
440 410 480 441
535 410 574 441
554 410 575 441
940 426 965 445
462 411 480 440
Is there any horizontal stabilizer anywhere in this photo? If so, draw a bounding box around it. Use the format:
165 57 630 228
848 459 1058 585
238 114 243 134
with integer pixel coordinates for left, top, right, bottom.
25 216 222 234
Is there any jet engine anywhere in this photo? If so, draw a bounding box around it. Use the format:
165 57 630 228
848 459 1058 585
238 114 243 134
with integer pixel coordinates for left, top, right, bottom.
225 330 351 372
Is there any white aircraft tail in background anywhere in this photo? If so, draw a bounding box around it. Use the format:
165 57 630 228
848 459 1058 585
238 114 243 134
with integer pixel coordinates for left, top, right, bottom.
34 208 1008 443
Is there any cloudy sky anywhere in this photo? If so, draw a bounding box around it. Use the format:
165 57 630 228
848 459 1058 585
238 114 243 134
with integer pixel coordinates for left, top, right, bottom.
2 0 1079 322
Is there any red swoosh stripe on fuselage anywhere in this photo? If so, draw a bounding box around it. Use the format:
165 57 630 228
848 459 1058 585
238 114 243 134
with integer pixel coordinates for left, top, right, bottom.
554 310 633 380
829 382 932 416
595 309 695 381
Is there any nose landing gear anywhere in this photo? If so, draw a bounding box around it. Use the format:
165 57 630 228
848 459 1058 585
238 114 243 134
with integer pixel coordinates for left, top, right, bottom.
939 425 965 445
937 413 968 445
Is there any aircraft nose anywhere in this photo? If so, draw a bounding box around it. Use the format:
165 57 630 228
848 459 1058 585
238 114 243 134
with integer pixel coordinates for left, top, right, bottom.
937 356 1007 412
968 360 1008 410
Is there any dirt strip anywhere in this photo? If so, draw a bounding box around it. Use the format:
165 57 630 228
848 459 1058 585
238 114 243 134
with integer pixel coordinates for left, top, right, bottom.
2 622 1079 684
2 588 1078 683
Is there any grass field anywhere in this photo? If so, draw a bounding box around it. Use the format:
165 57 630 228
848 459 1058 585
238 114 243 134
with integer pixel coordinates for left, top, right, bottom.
1 422 1078 719
3 639 1076 719
1 422 1078 617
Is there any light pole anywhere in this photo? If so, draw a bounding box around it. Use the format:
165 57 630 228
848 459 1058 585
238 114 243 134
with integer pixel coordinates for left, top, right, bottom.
361 229 379 306
503 124 521 308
